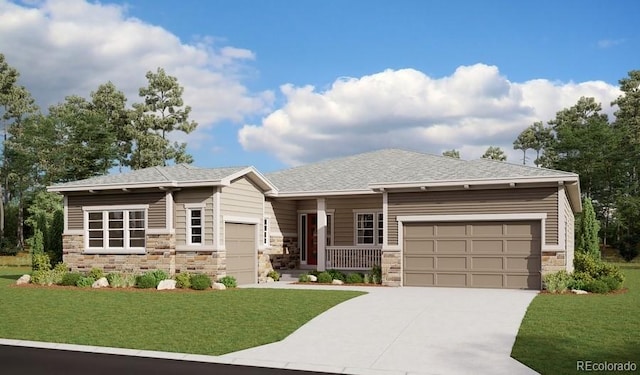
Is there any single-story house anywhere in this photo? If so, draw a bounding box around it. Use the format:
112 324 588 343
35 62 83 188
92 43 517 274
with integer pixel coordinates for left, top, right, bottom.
48 149 581 289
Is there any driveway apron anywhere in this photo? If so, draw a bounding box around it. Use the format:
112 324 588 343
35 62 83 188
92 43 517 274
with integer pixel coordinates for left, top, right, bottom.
223 285 538 375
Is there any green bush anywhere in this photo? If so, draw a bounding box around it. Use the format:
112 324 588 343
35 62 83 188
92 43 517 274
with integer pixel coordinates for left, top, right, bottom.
618 234 639 262
371 264 382 284
135 273 157 289
174 272 191 289
309 270 320 277
583 279 611 294
543 270 572 293
601 275 623 291
574 252 625 287
298 274 311 282
346 273 364 284
88 268 104 280
76 276 96 288
569 272 592 290
148 269 169 285
61 272 83 286
31 270 54 286
317 272 332 283
190 274 212 290
363 273 370 284
326 269 346 281
106 272 136 288
32 252 51 271
218 275 237 288
267 270 280 281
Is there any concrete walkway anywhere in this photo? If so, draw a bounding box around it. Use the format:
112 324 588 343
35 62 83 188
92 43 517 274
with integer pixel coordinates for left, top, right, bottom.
223 283 539 374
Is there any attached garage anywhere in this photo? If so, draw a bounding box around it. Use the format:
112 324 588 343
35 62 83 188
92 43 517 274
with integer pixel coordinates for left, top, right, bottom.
403 221 541 289
225 222 257 285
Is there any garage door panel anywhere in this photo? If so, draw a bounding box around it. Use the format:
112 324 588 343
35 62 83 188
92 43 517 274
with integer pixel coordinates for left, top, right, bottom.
225 223 256 285
405 256 434 270
471 257 504 270
436 257 467 270
472 240 504 253
437 240 467 253
403 221 541 290
404 239 434 254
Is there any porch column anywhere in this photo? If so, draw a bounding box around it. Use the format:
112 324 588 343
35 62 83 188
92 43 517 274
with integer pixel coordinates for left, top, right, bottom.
317 198 326 271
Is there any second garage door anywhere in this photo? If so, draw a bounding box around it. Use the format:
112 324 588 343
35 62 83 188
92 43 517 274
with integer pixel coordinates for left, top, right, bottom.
225 222 256 285
403 221 541 289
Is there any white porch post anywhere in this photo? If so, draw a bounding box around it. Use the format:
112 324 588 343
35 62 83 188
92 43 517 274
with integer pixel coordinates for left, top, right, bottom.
317 198 327 271
382 191 388 247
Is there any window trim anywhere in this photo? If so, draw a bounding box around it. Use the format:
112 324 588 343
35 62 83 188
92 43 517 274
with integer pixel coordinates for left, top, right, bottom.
82 205 149 254
353 211 383 246
263 217 270 247
187 207 204 246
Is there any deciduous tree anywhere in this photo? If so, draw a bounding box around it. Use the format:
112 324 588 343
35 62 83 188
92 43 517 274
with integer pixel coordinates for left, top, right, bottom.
481 146 507 161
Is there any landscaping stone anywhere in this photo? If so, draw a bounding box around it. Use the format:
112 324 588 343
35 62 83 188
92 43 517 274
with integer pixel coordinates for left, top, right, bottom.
332 279 344 285
266 277 275 283
92 277 109 288
571 289 588 295
308 275 317 282
16 274 30 285
212 282 226 290
157 279 176 290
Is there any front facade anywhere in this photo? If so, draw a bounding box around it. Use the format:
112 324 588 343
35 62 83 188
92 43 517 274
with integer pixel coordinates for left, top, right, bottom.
49 149 581 289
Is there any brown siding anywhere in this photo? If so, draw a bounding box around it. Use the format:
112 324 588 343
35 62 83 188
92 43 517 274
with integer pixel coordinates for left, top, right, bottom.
221 177 264 243
327 195 382 246
296 199 316 211
67 191 166 230
388 187 558 246
265 199 297 235
174 188 215 246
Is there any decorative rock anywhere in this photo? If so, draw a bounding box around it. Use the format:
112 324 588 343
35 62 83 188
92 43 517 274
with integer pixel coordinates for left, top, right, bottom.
16 274 31 285
157 279 176 290
332 279 344 285
92 277 109 288
571 289 588 295
266 277 275 283
308 275 317 282
212 282 227 290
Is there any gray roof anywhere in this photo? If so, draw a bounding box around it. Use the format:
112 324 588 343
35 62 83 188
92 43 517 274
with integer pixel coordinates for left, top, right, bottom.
265 149 578 193
50 164 248 189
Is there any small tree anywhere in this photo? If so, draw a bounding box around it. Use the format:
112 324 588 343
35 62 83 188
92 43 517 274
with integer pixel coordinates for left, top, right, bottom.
442 149 460 158
576 197 600 258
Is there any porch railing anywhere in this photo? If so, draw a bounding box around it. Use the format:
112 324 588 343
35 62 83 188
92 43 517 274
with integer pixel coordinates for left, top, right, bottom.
325 246 382 270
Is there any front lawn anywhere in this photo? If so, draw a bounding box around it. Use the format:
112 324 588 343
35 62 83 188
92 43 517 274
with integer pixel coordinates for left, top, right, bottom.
0 267 364 355
511 266 640 374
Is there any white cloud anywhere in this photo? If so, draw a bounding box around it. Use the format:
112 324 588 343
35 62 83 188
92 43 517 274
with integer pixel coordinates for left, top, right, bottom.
0 0 273 147
597 38 625 48
239 64 621 165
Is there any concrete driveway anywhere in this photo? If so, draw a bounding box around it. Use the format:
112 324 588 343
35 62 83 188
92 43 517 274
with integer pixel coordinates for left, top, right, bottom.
223 284 538 375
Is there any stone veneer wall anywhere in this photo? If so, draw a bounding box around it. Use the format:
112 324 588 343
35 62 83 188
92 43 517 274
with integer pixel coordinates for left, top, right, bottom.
257 235 299 282
381 250 401 286
174 251 225 279
541 250 566 275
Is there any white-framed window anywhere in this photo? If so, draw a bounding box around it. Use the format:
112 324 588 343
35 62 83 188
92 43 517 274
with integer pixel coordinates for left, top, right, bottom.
84 206 147 253
355 212 383 245
263 218 270 246
187 208 203 245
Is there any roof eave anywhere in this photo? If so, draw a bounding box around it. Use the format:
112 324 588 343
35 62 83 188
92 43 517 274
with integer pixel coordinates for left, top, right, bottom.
268 189 379 198
368 175 580 190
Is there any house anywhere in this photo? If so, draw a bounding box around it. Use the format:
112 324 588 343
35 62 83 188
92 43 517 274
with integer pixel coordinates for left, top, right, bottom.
47 149 581 289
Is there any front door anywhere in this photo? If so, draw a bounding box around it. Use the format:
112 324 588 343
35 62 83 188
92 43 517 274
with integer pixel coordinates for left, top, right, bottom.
307 213 317 265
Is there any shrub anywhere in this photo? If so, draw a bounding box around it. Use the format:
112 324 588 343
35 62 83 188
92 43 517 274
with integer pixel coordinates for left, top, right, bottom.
174 272 191 289
135 273 157 289
32 252 51 272
346 273 364 284
363 273 370 284
601 275 623 291
88 268 104 280
576 198 601 258
309 270 320 277
51 263 68 284
574 252 625 284
543 271 572 293
371 264 382 284
298 274 311 282
61 272 83 286
190 274 212 290
76 276 96 288
326 269 346 281
148 269 169 285
218 275 237 288
106 272 136 288
583 279 611 294
267 270 280 281
31 270 55 286
569 271 592 290
317 272 332 283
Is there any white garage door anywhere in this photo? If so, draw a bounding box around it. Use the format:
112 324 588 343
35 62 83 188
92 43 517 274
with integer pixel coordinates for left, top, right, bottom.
225 223 256 285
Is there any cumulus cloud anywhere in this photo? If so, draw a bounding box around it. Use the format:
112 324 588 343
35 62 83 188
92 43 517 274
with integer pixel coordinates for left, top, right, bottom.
239 64 621 165
0 0 273 147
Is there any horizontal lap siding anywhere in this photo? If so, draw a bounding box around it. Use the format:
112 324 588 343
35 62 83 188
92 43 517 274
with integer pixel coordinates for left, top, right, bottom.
388 188 558 246
67 192 166 230
327 195 382 246
221 177 264 243
265 199 297 235
174 188 214 246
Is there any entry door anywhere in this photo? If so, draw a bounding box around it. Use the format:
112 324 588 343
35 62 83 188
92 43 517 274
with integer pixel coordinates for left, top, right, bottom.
307 213 317 265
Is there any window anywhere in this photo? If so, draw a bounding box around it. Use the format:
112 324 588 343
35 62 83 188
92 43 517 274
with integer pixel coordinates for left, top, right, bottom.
188 208 203 245
355 212 383 245
263 218 270 246
326 214 332 246
85 209 146 252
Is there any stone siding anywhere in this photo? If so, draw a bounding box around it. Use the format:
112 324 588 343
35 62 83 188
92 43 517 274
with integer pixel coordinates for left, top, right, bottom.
175 251 225 279
381 250 401 286
268 235 299 270
541 250 566 275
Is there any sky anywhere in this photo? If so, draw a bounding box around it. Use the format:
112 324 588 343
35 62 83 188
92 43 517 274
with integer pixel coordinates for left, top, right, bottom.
0 0 638 172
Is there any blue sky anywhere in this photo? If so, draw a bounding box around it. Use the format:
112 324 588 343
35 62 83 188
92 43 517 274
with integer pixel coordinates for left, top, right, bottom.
0 0 638 172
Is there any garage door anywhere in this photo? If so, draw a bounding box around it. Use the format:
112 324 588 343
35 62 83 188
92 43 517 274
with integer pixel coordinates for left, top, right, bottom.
403 221 541 289
225 223 256 285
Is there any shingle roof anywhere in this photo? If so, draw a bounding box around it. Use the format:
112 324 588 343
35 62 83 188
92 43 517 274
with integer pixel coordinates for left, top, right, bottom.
265 149 578 193
49 164 248 189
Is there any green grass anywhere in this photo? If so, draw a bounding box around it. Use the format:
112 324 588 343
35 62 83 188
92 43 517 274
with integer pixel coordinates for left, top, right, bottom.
0 267 364 355
0 252 31 267
511 267 640 374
